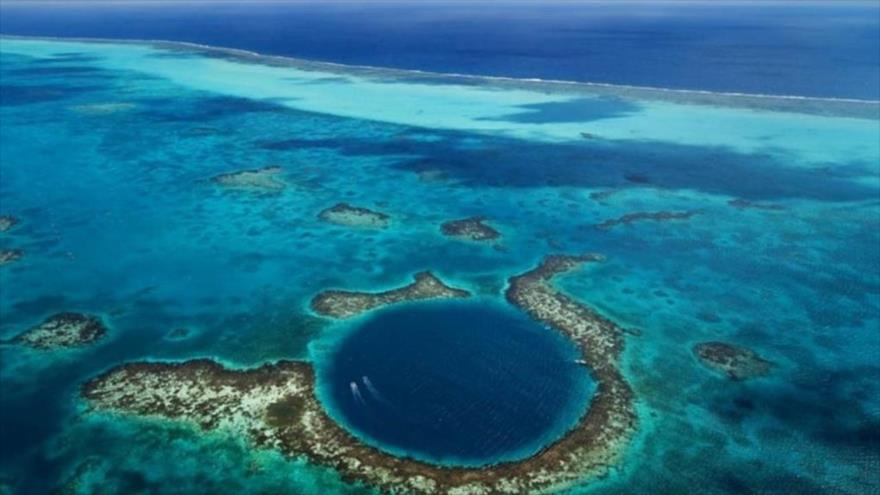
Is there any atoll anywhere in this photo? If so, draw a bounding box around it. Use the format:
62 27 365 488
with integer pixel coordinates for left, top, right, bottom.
81 255 637 494
441 216 501 241
311 271 469 318
317 203 390 228
13 312 107 350
503 254 637 482
693 341 774 380
596 211 697 230
0 215 19 233
211 166 286 192
0 249 23 266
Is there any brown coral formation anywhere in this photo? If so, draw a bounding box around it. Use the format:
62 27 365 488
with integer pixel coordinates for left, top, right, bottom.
81 255 637 494
310 271 469 318
211 166 286 192
441 217 501 241
0 249 23 266
596 210 697 230
317 203 390 228
0 215 19 233
693 341 774 380
13 312 107 349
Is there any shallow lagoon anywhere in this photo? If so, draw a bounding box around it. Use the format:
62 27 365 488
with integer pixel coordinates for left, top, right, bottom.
0 36 878 495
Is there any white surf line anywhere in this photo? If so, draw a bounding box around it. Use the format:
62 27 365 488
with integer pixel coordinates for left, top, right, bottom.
2 34 877 106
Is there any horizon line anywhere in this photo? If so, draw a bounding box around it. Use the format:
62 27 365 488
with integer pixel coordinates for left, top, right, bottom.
2 0 878 4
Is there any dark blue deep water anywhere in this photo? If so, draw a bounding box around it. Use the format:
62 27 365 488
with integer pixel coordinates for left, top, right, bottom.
0 1 878 100
319 300 593 465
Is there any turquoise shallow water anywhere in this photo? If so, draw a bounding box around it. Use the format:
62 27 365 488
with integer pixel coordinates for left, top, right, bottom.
0 37 878 495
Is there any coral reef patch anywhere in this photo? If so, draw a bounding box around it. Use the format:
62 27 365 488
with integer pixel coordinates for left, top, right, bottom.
0 215 19 233
596 211 698 230
0 249 23 266
311 272 469 318
317 203 390 228
693 341 774 380
588 189 622 202
211 166 286 192
727 198 785 211
440 217 501 241
13 312 107 350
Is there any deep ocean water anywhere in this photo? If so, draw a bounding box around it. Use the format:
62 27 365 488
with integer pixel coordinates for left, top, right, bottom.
1 1 878 99
0 35 877 495
317 300 594 467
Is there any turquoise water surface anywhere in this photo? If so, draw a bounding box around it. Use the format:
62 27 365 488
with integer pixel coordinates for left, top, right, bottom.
0 36 878 495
